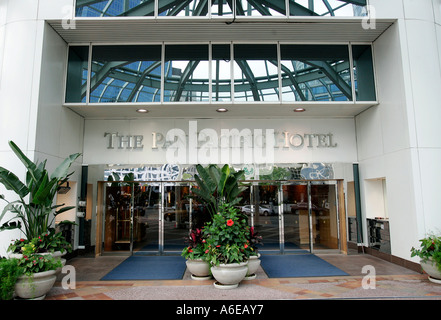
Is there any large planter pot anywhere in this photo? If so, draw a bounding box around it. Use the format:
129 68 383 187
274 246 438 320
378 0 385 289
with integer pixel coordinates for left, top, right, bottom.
211 261 248 289
421 259 441 284
186 259 211 280
244 253 261 280
9 251 66 274
14 270 57 300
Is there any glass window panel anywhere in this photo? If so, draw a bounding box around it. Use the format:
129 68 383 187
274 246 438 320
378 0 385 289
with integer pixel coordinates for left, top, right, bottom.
352 45 376 101
233 44 279 102
290 0 366 16
65 46 89 103
280 44 352 102
90 45 161 103
158 0 209 17
164 45 209 102
212 44 231 102
211 0 234 17
76 0 154 17
76 0 367 17
236 0 285 17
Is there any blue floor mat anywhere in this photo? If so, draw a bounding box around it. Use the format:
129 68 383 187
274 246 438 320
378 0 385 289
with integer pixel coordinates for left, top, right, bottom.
101 255 187 280
260 254 349 278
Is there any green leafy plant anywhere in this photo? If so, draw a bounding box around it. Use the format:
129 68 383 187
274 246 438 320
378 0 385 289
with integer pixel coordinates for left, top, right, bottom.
181 228 209 260
0 140 80 240
8 228 72 255
0 257 23 300
411 234 441 272
18 254 62 276
203 203 252 266
248 226 263 255
190 164 246 218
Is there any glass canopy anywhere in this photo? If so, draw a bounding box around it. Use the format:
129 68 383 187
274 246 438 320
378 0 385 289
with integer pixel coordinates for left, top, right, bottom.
75 0 367 17
66 43 376 104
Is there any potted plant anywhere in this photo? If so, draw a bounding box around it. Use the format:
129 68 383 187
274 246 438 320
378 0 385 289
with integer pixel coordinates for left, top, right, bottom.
244 226 263 280
0 141 79 259
14 253 62 300
411 234 441 284
203 203 250 289
181 228 211 280
0 257 23 300
190 164 246 218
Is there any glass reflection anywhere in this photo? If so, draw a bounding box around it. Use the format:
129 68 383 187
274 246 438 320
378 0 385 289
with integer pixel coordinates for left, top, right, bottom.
162 184 190 252
164 45 209 102
352 45 376 101
282 183 310 252
90 45 162 103
76 0 367 17
212 44 232 101
310 182 339 249
65 46 89 103
280 44 352 101
234 44 279 102
250 184 279 251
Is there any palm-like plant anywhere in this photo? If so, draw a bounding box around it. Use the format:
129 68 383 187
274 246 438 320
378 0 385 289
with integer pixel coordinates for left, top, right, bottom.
0 141 81 239
190 164 246 218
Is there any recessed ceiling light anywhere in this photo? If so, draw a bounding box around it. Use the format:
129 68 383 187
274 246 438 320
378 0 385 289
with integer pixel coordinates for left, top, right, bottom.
136 108 149 113
216 108 228 112
294 108 305 112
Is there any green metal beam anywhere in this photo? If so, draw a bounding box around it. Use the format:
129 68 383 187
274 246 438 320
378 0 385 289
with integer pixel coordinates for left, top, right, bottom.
127 61 162 102
235 60 260 101
172 60 201 101
305 60 352 100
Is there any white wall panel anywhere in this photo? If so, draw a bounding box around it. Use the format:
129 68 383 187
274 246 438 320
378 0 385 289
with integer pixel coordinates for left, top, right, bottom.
403 0 436 21
4 0 38 24
418 148 441 235
405 19 441 148
372 22 411 154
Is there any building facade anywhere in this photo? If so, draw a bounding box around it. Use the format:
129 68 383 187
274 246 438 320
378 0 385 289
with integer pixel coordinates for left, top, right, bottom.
0 0 440 269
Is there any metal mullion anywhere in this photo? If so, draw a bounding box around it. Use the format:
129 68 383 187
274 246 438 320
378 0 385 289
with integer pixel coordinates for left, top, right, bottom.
161 42 165 104
230 42 234 102
333 181 341 251
308 181 314 253
209 42 212 103
86 43 92 104
277 42 282 102
278 183 285 254
348 43 356 102
130 182 134 255
159 182 164 254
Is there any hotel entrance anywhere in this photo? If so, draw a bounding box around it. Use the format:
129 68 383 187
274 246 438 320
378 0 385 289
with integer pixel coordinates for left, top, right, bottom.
95 179 345 256
241 181 341 254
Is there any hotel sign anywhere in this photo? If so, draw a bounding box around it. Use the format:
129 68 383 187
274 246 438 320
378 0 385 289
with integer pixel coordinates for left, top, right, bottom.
103 121 337 165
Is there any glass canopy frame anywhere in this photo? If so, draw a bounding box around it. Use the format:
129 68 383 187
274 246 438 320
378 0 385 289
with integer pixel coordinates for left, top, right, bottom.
75 0 368 18
65 42 377 105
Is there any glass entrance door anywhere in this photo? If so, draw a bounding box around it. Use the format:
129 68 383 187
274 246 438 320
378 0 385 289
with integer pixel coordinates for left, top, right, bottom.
282 183 310 252
162 183 191 253
251 183 280 252
99 179 340 255
310 182 339 250
132 182 161 254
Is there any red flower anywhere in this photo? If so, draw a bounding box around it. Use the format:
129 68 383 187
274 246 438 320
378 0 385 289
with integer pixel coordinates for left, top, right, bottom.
20 238 25 242
216 245 221 248
227 219 234 226
205 250 209 254
188 248 193 253
244 244 248 249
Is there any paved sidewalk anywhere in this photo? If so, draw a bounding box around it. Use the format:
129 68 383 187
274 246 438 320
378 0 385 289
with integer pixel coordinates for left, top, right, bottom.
45 253 441 301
